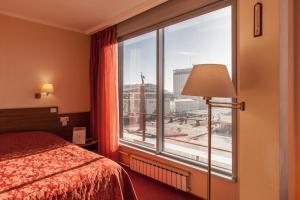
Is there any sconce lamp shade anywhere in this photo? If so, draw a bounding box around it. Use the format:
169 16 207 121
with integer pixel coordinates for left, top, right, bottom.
181 64 236 98
41 83 54 94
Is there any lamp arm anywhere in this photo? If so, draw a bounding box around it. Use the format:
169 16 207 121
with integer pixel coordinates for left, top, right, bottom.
208 101 245 111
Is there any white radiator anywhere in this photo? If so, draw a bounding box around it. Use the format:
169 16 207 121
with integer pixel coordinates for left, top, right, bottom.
129 155 190 192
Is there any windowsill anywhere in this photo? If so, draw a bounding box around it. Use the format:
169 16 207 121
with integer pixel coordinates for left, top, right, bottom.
119 140 237 182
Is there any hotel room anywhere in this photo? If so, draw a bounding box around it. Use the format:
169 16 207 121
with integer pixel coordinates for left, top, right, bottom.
0 0 297 200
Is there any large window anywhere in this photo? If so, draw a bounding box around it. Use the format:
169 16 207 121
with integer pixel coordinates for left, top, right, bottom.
119 6 235 176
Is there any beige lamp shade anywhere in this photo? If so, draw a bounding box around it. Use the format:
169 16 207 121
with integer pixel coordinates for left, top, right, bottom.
41 83 54 94
181 64 236 98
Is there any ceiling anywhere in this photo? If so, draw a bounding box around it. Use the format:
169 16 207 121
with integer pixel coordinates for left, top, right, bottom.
0 0 167 34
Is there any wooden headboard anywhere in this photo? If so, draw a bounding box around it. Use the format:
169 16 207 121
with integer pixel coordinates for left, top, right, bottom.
0 107 60 134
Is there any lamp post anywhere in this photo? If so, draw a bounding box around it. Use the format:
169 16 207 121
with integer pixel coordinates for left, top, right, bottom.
182 64 245 200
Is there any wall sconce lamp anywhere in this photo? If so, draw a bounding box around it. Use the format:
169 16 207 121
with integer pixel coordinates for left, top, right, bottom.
35 83 54 99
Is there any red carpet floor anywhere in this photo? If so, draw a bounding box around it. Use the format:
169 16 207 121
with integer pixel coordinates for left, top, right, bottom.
126 169 203 200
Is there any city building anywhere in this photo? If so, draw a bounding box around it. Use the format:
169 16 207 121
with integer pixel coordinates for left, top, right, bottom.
123 83 172 124
173 68 207 113
173 68 194 99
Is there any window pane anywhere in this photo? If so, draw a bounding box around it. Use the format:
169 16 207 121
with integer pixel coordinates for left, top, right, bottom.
163 7 232 172
121 31 157 149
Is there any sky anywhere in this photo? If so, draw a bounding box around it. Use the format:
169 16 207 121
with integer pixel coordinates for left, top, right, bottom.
123 6 232 93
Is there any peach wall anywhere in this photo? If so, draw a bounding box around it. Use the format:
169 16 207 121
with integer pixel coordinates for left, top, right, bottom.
0 14 90 113
295 0 300 199
280 0 296 199
238 0 280 200
285 0 296 199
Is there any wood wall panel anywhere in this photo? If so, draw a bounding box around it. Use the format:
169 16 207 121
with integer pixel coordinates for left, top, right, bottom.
0 107 90 142
0 107 60 134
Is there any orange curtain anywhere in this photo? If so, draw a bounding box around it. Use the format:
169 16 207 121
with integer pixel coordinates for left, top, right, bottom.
90 26 119 160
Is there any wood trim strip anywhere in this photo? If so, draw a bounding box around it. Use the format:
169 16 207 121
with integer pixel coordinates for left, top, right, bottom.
117 0 231 41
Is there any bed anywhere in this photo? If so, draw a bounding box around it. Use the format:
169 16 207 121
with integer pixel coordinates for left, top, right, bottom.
0 131 137 200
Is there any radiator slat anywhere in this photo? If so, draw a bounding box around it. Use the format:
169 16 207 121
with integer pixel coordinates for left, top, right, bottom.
182 176 187 192
147 164 151 176
132 159 136 171
167 170 172 185
137 159 140 172
158 168 163 181
162 169 167 184
176 174 182 190
155 166 159 180
151 165 155 178
141 162 146 174
171 172 177 188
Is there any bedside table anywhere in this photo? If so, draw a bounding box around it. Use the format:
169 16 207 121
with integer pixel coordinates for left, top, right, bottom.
76 138 98 152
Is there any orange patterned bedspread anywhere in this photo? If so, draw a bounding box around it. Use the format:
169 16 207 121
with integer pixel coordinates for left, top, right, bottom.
0 131 137 200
